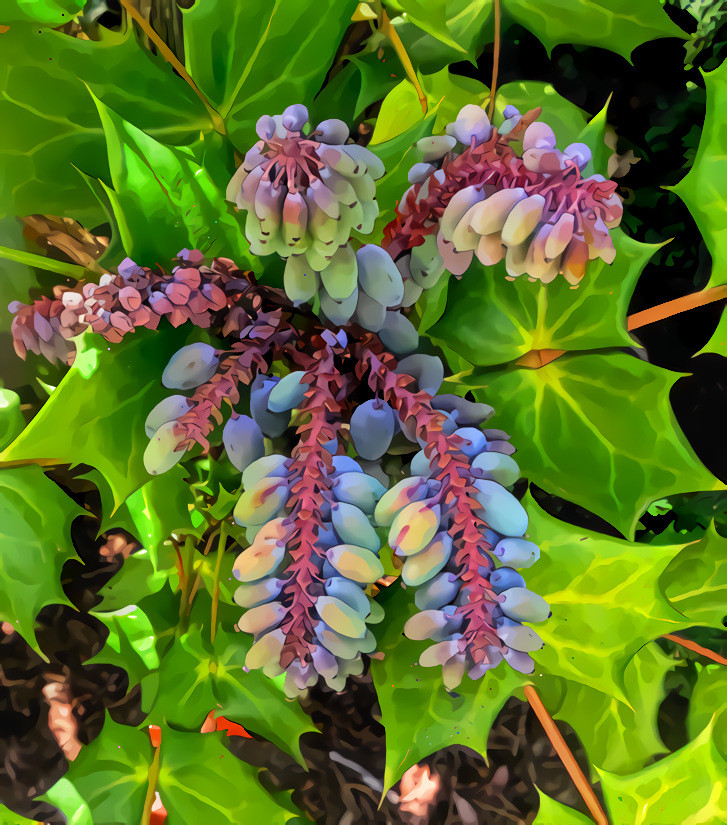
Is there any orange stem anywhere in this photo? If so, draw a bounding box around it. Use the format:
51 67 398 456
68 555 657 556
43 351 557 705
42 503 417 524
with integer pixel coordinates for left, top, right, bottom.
664 634 727 666
627 284 727 331
487 0 501 120
524 685 609 825
117 0 225 135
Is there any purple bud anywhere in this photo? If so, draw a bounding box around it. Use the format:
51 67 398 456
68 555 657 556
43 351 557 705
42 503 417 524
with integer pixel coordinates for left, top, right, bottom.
281 104 308 131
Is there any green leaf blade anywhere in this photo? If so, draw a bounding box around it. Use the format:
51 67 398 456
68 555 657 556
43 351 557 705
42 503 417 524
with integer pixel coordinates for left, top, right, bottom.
461 354 723 537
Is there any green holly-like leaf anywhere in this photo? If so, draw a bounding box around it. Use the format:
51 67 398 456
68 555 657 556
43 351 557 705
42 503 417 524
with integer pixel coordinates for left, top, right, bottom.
0 25 209 229
3 0 84 26
525 496 688 702
181 0 357 149
697 311 727 357
193 548 238 606
659 524 727 627
672 59 727 300
0 390 25 450
597 714 727 824
158 728 295 825
533 789 593 824
458 353 723 538
143 595 315 764
387 0 684 63
541 643 675 774
384 0 494 72
431 230 658 367
86 464 200 574
211 625 318 766
143 619 218 731
371 71 489 145
91 96 251 267
688 665 727 754
95 549 170 613
308 51 400 127
502 0 686 60
55 718 151 825
383 1 474 58
0 326 197 509
87 604 161 687
369 583 527 794
0 466 82 651
39 777 93 825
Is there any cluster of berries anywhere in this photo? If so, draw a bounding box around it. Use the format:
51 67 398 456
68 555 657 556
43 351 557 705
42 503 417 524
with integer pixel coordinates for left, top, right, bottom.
384 104 622 288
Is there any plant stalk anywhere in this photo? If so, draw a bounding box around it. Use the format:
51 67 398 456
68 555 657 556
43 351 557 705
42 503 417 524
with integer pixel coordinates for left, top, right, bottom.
0 244 91 280
524 685 609 825
487 0 501 120
664 634 727 666
210 520 228 644
379 9 427 114
140 741 161 825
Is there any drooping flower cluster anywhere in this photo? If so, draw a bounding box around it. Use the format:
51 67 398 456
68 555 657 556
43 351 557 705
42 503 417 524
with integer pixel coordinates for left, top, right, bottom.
356 338 548 688
9 249 239 364
137 276 550 693
225 104 389 325
383 104 623 288
8 97 613 696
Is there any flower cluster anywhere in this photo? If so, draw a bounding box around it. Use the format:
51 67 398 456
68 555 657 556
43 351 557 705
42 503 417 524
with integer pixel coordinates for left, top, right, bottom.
356 338 549 688
231 333 388 696
140 287 548 694
8 249 241 364
383 104 623 288
226 104 388 325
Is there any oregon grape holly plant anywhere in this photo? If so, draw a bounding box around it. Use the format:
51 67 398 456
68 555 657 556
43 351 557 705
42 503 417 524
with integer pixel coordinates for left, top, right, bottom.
0 0 725 823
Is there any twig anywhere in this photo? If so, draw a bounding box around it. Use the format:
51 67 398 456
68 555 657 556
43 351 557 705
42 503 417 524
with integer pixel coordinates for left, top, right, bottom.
171 538 186 593
524 685 609 825
0 244 93 280
487 0 501 120
627 284 727 332
517 284 727 369
664 634 727 667
116 0 226 136
379 9 427 114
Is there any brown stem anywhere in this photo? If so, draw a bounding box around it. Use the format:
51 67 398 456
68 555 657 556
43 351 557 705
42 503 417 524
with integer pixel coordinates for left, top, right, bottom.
140 732 161 825
487 0 501 120
517 284 727 369
664 634 727 667
379 9 427 114
171 538 186 593
627 284 727 332
524 685 609 825
117 0 226 136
